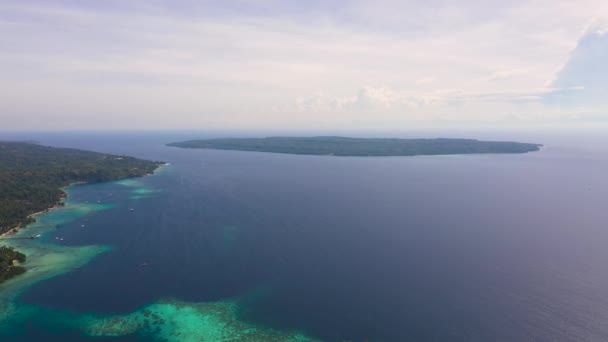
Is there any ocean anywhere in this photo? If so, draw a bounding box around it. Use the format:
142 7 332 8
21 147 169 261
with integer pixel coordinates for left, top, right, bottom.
0 130 607 341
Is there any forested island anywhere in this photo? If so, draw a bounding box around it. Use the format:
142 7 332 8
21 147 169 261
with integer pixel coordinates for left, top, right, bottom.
168 136 542 156
0 141 163 282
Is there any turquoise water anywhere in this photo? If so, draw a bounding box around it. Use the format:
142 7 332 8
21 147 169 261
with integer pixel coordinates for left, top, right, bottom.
1 299 320 341
0 167 319 341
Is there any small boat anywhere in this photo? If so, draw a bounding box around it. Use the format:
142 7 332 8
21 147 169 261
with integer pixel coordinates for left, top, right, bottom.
81 224 86 227
129 208 135 212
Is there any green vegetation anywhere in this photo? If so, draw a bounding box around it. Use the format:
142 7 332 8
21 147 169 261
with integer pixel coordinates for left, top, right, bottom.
0 246 26 283
0 141 163 282
168 136 542 156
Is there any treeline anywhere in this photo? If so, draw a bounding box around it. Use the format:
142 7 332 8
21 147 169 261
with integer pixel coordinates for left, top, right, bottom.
0 246 26 283
0 142 163 234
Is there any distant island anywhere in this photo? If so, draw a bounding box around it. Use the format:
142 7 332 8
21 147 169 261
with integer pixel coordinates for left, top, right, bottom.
0 142 164 283
167 136 542 156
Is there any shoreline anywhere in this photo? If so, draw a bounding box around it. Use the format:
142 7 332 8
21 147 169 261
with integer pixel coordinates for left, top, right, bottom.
0 181 85 239
0 164 166 240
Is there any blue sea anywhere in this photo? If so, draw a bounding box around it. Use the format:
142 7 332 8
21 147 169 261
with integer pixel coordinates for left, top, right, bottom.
1 130 608 341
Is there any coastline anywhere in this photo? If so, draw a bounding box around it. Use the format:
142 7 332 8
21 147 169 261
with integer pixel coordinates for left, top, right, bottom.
0 180 89 239
0 163 166 240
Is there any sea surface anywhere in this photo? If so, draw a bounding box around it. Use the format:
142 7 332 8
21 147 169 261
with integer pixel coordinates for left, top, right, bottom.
1 130 608 341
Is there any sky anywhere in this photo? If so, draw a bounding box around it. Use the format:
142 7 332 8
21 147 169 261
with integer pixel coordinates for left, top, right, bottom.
0 0 607 131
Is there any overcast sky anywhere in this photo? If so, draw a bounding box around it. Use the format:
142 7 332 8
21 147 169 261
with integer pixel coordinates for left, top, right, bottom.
0 0 606 131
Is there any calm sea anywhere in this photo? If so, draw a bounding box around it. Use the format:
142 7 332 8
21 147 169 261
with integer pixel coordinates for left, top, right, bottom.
1 130 608 341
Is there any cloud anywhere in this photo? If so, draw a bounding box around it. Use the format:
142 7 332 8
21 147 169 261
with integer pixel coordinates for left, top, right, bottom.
588 17 608 35
292 84 589 115
414 77 436 85
484 68 529 82
543 26 608 109
0 1 607 130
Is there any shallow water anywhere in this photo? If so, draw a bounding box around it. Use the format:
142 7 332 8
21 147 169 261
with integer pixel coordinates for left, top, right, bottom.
1 130 608 341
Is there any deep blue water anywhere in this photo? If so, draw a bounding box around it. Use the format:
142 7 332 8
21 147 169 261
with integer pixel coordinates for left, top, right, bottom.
2 130 608 341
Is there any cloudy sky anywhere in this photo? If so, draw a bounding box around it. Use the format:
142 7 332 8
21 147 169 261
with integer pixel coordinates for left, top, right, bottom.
0 0 606 130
